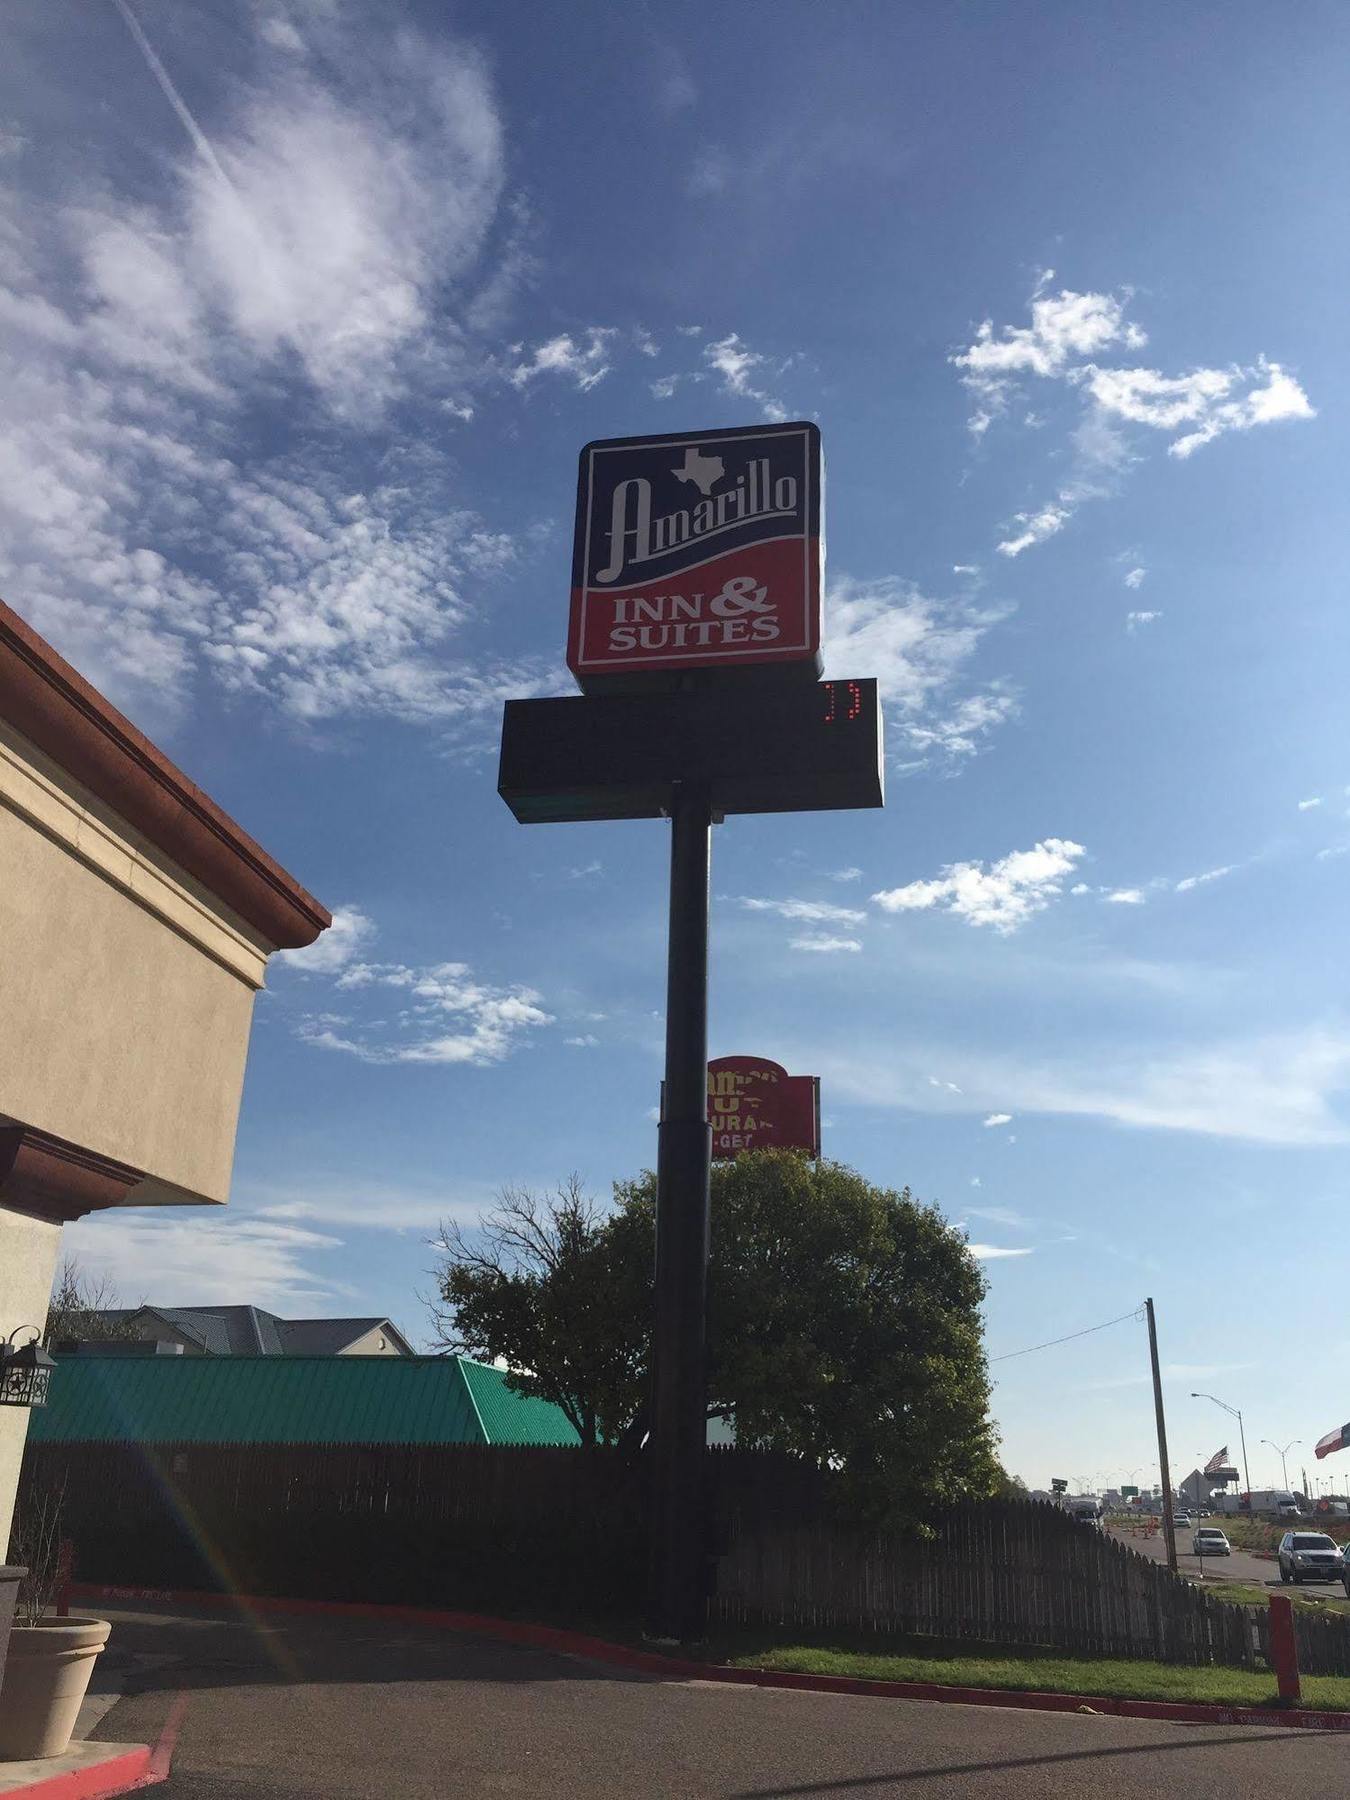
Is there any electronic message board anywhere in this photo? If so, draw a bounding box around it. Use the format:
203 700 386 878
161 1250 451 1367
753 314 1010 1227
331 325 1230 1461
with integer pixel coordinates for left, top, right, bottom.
499 679 882 824
568 422 822 691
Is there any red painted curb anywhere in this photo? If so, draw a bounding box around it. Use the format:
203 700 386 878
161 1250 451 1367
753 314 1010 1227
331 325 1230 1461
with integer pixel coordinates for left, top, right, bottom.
0 1747 153 1800
71 1582 1350 1735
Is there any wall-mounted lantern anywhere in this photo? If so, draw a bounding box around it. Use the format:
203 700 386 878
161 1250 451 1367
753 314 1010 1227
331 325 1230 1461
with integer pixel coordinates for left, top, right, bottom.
0 1328 55 1408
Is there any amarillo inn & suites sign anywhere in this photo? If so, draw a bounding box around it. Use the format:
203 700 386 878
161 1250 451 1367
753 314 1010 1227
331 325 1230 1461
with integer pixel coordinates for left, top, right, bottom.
568 422 822 688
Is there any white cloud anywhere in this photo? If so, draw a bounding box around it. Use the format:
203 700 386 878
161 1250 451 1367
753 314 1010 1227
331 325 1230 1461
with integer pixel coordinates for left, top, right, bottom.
1104 888 1145 906
64 1210 350 1311
734 897 866 924
899 689 1019 767
1298 797 1323 811
702 332 788 420
1175 865 1235 893
822 575 1016 768
967 1243 1033 1261
790 935 863 954
872 838 1086 934
951 286 1146 432
1126 611 1163 631
277 904 376 973
954 282 1313 463
508 328 616 391
822 1027 1350 1147
285 942 553 1067
258 16 306 54
829 866 864 883
983 1113 1013 1128
0 13 562 730
1079 358 1315 459
996 502 1070 559
952 282 1314 555
249 1174 488 1234
969 1175 982 1187
1124 567 1147 589
968 1205 1030 1227
563 1033 600 1047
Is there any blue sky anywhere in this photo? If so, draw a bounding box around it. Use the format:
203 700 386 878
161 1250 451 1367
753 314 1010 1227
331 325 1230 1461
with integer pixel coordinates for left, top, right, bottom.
7 0 1345 1491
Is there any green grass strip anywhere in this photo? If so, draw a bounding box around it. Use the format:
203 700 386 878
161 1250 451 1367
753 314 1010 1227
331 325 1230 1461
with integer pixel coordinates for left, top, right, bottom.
727 1644 1350 1711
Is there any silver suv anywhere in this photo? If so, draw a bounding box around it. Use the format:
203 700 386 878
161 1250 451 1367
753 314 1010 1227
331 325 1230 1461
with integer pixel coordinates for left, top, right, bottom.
1278 1531 1344 1584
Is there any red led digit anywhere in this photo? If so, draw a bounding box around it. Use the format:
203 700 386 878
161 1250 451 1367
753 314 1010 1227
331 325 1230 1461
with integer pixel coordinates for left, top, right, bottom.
848 681 862 720
824 683 837 724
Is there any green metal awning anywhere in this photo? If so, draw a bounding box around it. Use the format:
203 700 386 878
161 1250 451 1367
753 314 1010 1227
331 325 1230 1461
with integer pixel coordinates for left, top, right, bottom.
25 1354 581 1448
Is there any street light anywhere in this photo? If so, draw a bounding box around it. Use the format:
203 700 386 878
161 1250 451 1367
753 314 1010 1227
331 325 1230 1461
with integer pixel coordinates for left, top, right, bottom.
1262 1439 1301 1492
1193 1392 1251 1496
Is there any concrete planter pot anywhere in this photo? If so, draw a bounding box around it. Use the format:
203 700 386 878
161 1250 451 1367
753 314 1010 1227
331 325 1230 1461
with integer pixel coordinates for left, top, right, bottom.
0 1616 111 1758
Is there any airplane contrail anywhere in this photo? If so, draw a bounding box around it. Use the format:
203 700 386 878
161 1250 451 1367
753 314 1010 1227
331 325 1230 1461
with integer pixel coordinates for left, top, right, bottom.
109 0 235 193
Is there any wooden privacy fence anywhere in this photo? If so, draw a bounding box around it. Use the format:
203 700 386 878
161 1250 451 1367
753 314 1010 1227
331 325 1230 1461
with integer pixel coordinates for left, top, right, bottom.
712 1502 1268 1667
19 1443 1350 1672
19 1440 650 1620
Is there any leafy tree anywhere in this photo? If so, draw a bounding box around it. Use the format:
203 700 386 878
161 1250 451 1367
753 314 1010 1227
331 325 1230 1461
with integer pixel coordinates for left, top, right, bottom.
427 1178 647 1447
429 1152 1003 1517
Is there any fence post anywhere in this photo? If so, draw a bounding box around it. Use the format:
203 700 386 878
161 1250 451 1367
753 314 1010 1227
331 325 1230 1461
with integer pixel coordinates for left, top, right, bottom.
1268 1593 1301 1704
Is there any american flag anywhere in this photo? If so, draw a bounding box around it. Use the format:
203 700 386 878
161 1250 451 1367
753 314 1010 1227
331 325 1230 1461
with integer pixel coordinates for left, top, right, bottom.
1203 1446 1230 1476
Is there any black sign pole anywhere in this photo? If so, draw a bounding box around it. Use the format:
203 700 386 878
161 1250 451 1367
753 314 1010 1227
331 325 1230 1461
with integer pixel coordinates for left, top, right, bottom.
648 777 713 1642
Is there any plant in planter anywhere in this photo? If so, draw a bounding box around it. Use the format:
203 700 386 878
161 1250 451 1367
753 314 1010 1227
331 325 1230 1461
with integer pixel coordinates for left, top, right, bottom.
0 1480 111 1760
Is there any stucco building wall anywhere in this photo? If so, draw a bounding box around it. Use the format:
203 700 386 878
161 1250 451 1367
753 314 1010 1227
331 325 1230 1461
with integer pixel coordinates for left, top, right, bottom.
0 595 329 1575
0 720 266 1205
0 1210 62 1549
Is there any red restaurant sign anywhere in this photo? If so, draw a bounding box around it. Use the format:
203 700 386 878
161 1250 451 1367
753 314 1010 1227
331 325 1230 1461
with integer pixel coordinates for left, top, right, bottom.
568 422 823 691
707 1056 820 1160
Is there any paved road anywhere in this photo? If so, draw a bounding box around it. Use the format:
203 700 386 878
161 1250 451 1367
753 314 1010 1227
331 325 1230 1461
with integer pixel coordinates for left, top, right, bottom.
1107 1525 1280 1587
1108 1526 1347 1593
92 1603 1349 1798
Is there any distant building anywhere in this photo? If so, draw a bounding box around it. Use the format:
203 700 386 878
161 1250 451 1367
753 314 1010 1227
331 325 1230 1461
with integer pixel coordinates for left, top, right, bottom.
64 1304 413 1358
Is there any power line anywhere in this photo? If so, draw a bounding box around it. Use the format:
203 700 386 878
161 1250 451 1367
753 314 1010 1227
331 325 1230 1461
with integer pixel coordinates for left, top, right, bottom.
990 1303 1145 1364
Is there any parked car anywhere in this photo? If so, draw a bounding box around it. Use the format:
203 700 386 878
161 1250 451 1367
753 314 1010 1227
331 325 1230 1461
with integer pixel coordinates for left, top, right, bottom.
1193 1527 1230 1557
1279 1532 1344 1585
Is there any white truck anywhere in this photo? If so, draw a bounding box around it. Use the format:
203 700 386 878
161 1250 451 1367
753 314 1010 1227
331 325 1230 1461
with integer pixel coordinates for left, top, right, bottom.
1216 1489 1300 1517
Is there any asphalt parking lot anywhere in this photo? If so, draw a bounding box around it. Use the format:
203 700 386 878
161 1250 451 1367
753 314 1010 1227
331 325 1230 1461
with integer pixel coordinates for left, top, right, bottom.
90 1602 1350 1799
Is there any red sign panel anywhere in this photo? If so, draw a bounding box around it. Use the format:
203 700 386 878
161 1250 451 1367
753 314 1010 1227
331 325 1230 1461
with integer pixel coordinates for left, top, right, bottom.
707 1056 820 1160
568 422 822 691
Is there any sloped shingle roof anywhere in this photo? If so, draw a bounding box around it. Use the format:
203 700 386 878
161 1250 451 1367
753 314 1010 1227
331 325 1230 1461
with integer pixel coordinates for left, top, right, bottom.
277 1317 396 1355
84 1306 405 1356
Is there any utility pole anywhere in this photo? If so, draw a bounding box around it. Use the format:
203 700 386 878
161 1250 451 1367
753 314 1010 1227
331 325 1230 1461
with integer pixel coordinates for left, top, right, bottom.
648 780 714 1642
1145 1298 1177 1572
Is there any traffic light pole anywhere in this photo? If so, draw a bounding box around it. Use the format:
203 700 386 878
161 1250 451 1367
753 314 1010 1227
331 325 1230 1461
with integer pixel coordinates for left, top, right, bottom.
647 780 714 1642
1145 1297 1178 1572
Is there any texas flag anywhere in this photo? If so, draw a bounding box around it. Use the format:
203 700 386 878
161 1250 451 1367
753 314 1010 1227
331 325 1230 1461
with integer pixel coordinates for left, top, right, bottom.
1315 1422 1350 1460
